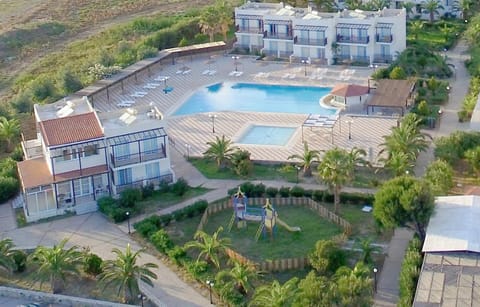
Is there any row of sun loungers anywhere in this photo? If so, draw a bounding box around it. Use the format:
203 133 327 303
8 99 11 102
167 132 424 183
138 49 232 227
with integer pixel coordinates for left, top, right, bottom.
336 69 356 81
228 71 243 77
117 100 135 107
202 69 217 76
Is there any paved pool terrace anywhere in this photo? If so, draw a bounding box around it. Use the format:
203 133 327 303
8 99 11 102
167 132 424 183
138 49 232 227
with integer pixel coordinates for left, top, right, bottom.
93 53 398 164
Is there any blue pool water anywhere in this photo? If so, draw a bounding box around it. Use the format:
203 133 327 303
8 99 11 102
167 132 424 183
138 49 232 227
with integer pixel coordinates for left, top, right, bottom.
173 82 335 115
239 126 296 146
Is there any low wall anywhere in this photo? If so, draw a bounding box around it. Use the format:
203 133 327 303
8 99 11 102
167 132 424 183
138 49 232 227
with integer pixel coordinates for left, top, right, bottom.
197 197 352 272
0 286 135 307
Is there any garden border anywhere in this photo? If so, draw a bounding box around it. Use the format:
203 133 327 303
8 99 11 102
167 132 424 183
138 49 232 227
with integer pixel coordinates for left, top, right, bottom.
197 197 351 272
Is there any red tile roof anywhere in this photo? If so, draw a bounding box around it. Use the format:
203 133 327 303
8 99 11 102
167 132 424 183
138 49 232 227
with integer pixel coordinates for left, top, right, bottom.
331 84 369 97
39 112 104 147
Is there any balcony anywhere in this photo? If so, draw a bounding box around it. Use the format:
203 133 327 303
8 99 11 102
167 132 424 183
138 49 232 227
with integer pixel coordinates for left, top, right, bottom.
376 34 393 43
110 148 166 168
236 25 264 34
350 55 370 65
336 35 369 44
264 32 293 40
373 54 393 64
115 173 174 194
294 36 327 46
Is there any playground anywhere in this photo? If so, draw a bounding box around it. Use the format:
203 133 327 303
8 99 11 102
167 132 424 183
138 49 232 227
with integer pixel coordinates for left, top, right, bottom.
201 190 344 262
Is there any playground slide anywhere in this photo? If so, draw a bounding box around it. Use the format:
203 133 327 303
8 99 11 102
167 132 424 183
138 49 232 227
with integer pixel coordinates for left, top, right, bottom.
276 218 301 232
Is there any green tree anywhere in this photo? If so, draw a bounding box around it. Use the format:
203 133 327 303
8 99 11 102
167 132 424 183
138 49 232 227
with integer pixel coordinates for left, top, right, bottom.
373 176 435 240
364 0 390 10
0 117 20 152
422 0 444 23
378 150 415 176
403 2 416 19
216 260 258 295
99 244 158 303
389 66 407 79
334 262 373 307
203 135 236 169
28 238 83 293
308 239 346 275
184 226 230 268
294 271 335 307
288 142 320 177
231 149 253 177
215 0 233 42
455 0 473 19
249 277 299 307
0 238 16 274
465 146 480 175
199 6 218 42
354 237 382 265
60 70 83 94
424 159 453 195
417 100 430 117
409 21 424 40
345 0 363 10
311 0 337 12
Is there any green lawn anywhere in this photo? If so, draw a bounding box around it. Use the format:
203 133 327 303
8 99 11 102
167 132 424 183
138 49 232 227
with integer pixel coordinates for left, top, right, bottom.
165 215 202 246
407 20 466 50
137 187 210 214
202 205 342 262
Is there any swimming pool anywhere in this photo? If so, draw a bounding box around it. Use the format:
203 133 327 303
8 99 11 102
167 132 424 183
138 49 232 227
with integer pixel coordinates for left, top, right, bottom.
238 125 296 146
173 82 336 115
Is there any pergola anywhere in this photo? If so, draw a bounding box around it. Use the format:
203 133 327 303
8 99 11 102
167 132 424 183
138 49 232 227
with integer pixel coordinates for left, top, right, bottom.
301 114 338 144
366 79 416 116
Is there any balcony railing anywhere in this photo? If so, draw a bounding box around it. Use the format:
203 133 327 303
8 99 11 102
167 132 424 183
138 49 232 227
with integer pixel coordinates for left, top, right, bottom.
294 36 327 46
236 25 264 34
110 148 166 168
350 55 370 64
115 173 174 194
336 35 369 44
376 34 393 43
264 32 293 40
373 54 393 64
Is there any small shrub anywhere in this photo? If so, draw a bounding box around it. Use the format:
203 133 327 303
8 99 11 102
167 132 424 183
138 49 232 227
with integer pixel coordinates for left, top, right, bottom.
110 207 131 223
167 246 187 266
240 182 255 196
119 188 142 208
279 186 290 197
192 199 208 215
136 220 159 238
0 176 19 203
12 250 27 273
141 183 155 198
186 260 208 279
265 187 278 197
389 66 407 79
290 186 305 197
173 209 186 221
312 190 325 202
251 183 266 197
83 253 103 276
172 177 189 196
159 214 173 227
150 229 173 253
303 189 313 198
158 181 171 193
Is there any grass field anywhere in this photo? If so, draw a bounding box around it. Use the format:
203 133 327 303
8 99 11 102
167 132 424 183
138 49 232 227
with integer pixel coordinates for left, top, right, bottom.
202 205 342 262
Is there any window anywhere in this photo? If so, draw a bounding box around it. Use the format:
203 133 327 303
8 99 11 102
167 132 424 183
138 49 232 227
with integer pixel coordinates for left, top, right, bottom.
357 46 366 57
73 177 92 196
62 149 71 161
115 143 130 160
143 138 158 154
145 162 160 179
84 144 98 157
117 168 132 185
381 45 390 56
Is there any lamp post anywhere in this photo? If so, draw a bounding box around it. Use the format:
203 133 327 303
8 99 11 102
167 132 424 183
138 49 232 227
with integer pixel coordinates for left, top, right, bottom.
296 165 301 184
373 267 378 292
206 280 214 304
185 144 191 160
209 114 217 133
443 48 447 60
345 118 353 140
232 56 239 72
301 59 308 76
126 211 131 234
138 294 146 307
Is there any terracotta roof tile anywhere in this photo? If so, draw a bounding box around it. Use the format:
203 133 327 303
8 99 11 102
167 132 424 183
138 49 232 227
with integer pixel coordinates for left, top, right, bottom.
39 112 104 147
331 84 369 97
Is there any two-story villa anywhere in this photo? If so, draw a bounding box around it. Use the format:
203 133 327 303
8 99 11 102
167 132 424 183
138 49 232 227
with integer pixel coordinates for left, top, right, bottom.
18 97 173 222
234 2 406 65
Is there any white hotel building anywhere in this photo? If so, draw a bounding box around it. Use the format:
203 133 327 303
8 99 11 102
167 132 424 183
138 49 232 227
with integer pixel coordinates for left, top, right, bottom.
18 97 174 222
234 2 406 65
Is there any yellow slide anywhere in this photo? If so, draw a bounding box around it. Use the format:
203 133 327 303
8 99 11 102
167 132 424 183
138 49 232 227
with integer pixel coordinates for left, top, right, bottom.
276 218 301 232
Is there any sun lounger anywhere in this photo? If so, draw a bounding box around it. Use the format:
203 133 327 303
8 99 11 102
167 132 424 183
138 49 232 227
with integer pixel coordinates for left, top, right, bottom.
202 70 211 75
288 74 296 79
182 69 191 75
176 70 183 74
229 71 237 76
208 70 217 76
235 71 243 77
117 101 134 107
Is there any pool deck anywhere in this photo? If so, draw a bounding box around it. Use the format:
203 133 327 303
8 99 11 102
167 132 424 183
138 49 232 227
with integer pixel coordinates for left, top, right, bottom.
94 53 398 163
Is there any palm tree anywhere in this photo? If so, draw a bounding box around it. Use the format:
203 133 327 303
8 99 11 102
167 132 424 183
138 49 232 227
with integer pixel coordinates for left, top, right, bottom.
184 226 230 269
409 20 424 40
422 0 444 23
402 2 416 19
287 142 320 177
99 244 158 303
334 262 373 307
345 0 363 10
311 0 337 12
203 135 236 169
199 6 218 42
215 0 233 42
365 0 390 10
318 147 364 213
378 150 415 176
0 117 20 153
216 260 258 295
249 277 299 307
354 237 382 265
28 238 83 293
455 0 472 19
0 238 16 274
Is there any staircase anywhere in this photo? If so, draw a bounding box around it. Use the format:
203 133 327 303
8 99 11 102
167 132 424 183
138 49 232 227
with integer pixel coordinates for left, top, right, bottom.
75 201 98 215
255 223 264 242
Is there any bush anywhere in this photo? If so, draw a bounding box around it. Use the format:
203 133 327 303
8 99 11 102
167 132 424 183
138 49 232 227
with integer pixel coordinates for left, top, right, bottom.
150 229 173 253
265 187 278 198
312 190 325 202
119 188 142 208
0 176 19 203
389 66 407 79
239 182 255 196
12 250 27 273
83 253 103 276
192 199 208 215
172 177 189 196
141 183 155 198
167 246 187 266
279 186 290 197
308 239 347 275
398 236 423 307
340 192 374 205
251 183 266 197
136 220 159 238
290 186 305 197
186 260 208 279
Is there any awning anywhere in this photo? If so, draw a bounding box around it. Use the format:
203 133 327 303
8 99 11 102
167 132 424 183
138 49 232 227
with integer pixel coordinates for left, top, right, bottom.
294 25 327 31
107 128 167 146
336 23 370 30
376 23 394 29
264 19 292 25
236 14 263 20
